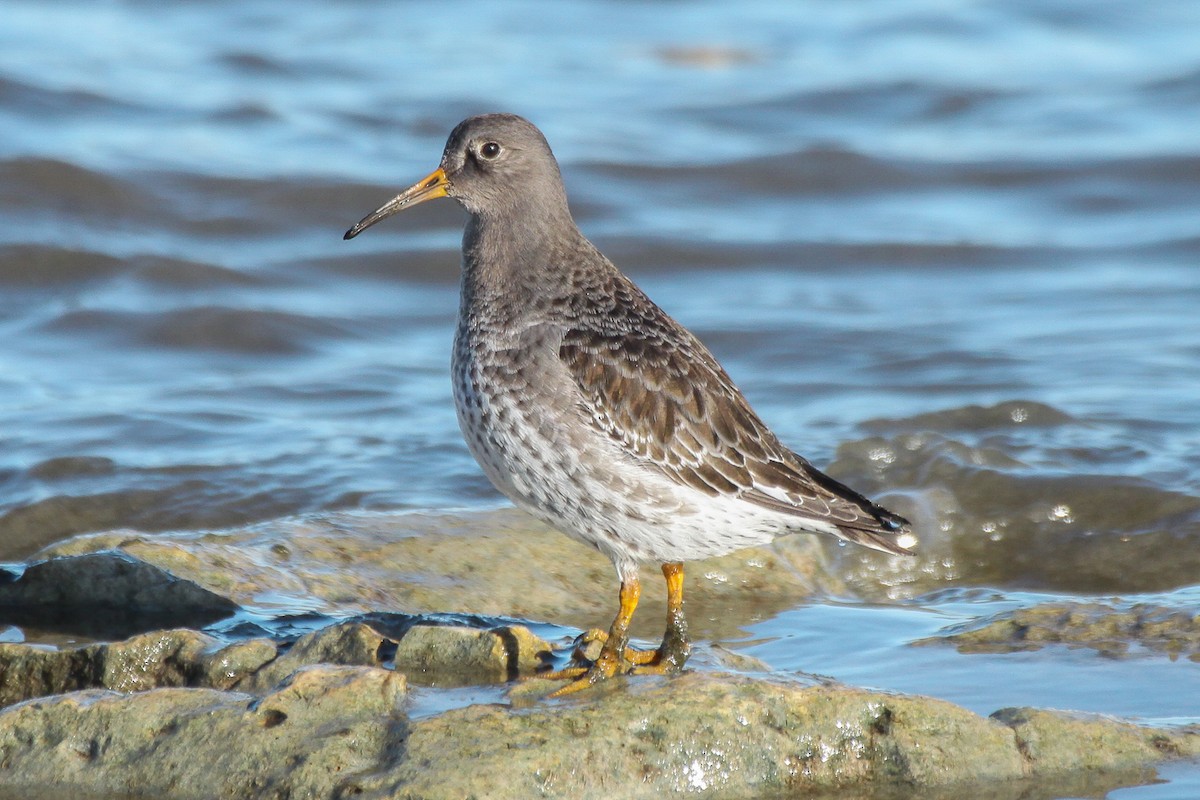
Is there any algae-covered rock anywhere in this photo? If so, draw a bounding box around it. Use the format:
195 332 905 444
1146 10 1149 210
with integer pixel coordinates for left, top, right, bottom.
241 620 389 690
991 706 1200 773
0 629 216 707
924 602 1200 660
349 672 1200 800
0 669 1194 799
0 665 405 798
36 508 841 641
393 623 552 684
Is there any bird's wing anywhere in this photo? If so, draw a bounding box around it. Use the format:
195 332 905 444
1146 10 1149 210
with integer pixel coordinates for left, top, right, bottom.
557 302 913 556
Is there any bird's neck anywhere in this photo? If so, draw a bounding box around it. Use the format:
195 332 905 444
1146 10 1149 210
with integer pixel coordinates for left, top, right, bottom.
459 205 586 324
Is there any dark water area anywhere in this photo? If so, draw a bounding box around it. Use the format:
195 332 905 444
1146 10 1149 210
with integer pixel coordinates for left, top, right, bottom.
1 1 1199 796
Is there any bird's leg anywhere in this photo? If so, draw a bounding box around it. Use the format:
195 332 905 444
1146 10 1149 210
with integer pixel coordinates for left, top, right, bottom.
542 563 691 696
622 562 691 673
547 572 643 696
656 562 692 669
565 564 691 668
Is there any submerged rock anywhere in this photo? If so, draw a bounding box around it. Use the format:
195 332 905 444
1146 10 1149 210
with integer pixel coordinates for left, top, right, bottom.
923 601 1200 660
0 670 1193 799
829 430 1200 598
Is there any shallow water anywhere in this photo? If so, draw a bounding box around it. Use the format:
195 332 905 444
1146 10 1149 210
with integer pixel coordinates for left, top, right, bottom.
1 1 1198 796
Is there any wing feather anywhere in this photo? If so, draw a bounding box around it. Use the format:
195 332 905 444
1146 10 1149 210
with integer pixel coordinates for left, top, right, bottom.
557 292 913 556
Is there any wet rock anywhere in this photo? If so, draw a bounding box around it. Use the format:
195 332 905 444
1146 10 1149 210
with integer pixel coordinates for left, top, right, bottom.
991 706 1195 773
0 670 1193 799
0 552 239 639
36 508 844 641
0 666 405 799
101 629 213 693
0 623 392 707
242 621 389 691
0 629 216 707
0 616 555 710
923 602 1200 660
202 637 279 690
392 623 552 685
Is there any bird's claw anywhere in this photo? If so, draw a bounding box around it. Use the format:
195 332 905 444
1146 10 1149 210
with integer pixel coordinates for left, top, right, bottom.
540 629 689 697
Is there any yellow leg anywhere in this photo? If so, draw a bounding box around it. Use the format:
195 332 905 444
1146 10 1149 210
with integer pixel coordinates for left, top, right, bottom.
543 564 692 695
624 562 691 673
547 574 642 696
657 562 691 670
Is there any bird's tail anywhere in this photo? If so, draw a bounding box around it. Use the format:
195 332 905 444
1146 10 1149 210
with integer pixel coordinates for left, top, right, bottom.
795 458 917 556
834 517 916 556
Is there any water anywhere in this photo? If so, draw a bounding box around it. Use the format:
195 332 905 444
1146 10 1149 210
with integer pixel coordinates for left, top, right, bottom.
1 1 1198 796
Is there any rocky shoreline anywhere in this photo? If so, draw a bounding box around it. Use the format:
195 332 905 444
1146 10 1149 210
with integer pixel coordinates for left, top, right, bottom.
1 511 1197 798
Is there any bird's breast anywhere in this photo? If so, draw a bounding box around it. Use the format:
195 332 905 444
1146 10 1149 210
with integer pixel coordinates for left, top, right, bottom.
451 319 576 503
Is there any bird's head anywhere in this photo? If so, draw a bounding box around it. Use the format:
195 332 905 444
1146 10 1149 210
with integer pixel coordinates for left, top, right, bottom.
344 113 567 239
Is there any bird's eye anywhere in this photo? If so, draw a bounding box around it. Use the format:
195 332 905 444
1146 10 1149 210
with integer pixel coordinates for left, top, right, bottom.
479 142 501 160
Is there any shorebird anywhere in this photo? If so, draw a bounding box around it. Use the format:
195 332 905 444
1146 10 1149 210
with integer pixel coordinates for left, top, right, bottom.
344 114 915 694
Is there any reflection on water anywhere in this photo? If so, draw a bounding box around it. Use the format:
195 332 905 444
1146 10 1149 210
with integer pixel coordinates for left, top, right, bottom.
0 1 1198 796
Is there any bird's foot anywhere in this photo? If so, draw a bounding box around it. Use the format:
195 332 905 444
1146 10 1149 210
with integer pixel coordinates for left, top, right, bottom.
570 628 662 666
540 628 690 697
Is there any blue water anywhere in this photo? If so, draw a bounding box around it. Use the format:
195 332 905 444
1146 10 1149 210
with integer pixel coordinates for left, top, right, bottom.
1 2 1198 796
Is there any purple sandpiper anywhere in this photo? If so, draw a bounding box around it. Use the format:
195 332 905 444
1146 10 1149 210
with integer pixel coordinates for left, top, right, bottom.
345 114 915 694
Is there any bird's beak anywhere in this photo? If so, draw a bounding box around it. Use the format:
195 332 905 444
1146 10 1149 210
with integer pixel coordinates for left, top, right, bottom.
343 167 450 240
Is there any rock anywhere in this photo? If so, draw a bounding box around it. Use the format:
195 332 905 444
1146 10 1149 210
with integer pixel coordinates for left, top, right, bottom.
0 665 405 799
35 508 843 641
101 629 213 693
991 706 1196 773
1 670 1188 799
362 674 1200 799
0 642 98 709
201 638 279 691
0 552 239 640
255 663 407 721
0 623 391 706
0 629 216 707
393 623 552 685
921 602 1200 660
241 621 389 691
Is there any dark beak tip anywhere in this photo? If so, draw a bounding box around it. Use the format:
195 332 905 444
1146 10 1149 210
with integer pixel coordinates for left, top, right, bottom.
342 227 358 241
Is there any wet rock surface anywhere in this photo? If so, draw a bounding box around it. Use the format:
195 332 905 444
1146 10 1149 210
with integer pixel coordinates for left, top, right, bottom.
0 552 239 640
0 667 1195 800
924 601 1200 659
34 508 844 642
0 618 551 707
393 622 554 685
0 667 406 799
0 513 1197 798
